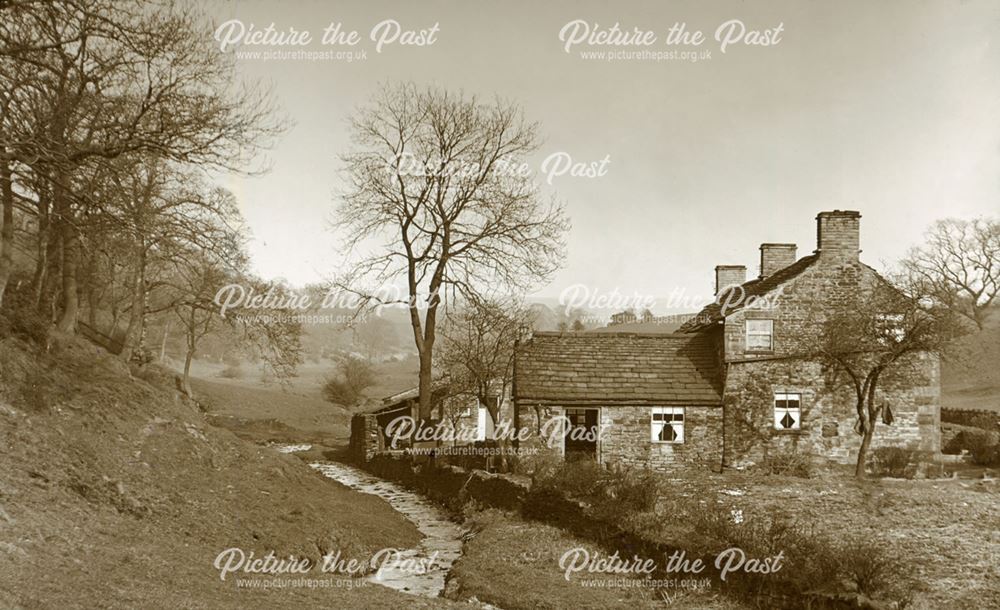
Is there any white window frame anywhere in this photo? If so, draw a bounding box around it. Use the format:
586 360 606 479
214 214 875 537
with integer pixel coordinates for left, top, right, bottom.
746 319 774 351
651 407 685 444
476 405 487 441
875 313 905 344
773 393 802 430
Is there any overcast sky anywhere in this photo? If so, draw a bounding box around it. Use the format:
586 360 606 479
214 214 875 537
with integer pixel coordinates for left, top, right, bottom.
207 0 1000 312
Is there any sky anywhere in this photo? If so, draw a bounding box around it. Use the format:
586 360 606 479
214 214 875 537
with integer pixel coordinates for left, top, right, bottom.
205 0 1000 313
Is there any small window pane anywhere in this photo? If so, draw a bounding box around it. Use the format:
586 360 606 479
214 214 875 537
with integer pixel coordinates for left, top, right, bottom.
651 407 685 443
773 393 802 430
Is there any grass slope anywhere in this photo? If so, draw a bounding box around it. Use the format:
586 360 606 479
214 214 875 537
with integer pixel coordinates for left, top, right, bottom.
0 336 469 609
941 311 1000 412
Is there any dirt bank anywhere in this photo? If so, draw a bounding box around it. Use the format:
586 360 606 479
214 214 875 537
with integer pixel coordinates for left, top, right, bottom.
0 336 470 609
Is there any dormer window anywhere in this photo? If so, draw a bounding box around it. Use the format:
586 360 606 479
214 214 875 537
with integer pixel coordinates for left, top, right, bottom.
746 319 773 351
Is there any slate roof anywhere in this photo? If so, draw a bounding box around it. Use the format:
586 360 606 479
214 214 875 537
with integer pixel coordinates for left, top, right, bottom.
678 254 819 332
514 332 723 406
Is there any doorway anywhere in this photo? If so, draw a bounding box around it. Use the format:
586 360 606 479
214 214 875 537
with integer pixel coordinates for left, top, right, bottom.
563 407 599 461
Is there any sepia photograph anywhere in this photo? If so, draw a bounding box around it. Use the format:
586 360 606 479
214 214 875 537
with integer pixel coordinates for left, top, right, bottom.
0 1 998 608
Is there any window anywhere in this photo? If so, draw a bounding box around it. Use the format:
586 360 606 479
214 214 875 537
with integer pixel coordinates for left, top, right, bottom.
875 313 905 344
476 406 488 441
651 407 684 443
746 319 773 351
773 393 801 430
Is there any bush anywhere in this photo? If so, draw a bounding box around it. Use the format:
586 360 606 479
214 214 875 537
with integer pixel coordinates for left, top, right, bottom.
964 430 1000 466
871 447 917 478
218 363 244 379
533 461 662 516
0 279 50 344
322 356 375 406
757 448 814 477
944 428 1000 466
690 510 908 604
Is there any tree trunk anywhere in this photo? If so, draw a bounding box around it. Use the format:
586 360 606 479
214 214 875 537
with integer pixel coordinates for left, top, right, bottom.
52 173 77 333
417 347 434 420
854 385 875 479
56 227 79 333
182 346 194 396
160 320 170 362
855 422 874 478
121 245 147 360
31 196 50 310
181 306 198 395
0 155 14 308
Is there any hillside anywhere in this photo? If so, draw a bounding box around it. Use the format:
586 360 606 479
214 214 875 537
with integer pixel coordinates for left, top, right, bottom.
0 335 466 609
941 311 1000 412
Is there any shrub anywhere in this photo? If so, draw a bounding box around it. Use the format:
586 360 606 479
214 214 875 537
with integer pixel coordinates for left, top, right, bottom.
532 461 662 516
0 280 50 344
598 467 660 514
758 448 814 477
871 447 916 478
945 428 1000 466
689 510 908 604
218 363 244 379
836 536 906 599
322 356 375 406
964 430 1000 466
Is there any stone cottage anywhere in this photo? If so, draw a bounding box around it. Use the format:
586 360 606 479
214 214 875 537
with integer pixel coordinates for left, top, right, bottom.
513 210 941 470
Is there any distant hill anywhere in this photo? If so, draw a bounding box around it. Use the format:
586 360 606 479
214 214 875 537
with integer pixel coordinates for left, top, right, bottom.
941 308 1000 412
589 313 696 334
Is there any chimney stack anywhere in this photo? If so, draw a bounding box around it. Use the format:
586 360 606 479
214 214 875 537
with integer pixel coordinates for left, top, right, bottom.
759 243 797 278
715 265 746 297
815 210 861 262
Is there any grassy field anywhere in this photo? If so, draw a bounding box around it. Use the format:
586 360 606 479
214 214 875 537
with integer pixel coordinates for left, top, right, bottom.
941 312 1000 412
186 355 421 447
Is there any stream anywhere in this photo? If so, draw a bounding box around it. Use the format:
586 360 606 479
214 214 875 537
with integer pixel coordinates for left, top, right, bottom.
307 459 467 599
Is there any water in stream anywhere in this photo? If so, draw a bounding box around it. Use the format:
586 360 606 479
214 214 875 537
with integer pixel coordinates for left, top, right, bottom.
309 461 466 598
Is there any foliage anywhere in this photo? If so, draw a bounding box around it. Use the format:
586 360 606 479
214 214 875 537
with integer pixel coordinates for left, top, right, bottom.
758 448 815 478
690 510 908 604
870 446 917 478
532 461 662 515
0 0 295 384
218 364 244 379
322 356 376 407
956 429 1000 466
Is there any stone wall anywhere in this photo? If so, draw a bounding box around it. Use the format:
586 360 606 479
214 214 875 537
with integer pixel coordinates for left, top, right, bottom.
514 403 723 471
722 356 939 467
719 257 941 467
600 406 723 471
349 413 379 462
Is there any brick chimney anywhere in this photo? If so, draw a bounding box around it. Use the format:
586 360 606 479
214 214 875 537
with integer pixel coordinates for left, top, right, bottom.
815 210 861 262
715 265 746 297
759 243 797 278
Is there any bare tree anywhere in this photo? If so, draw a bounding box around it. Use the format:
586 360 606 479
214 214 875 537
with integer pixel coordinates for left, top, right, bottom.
352 316 397 361
901 217 1000 330
336 83 568 420
439 299 533 427
322 356 376 407
803 280 966 477
0 0 284 322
